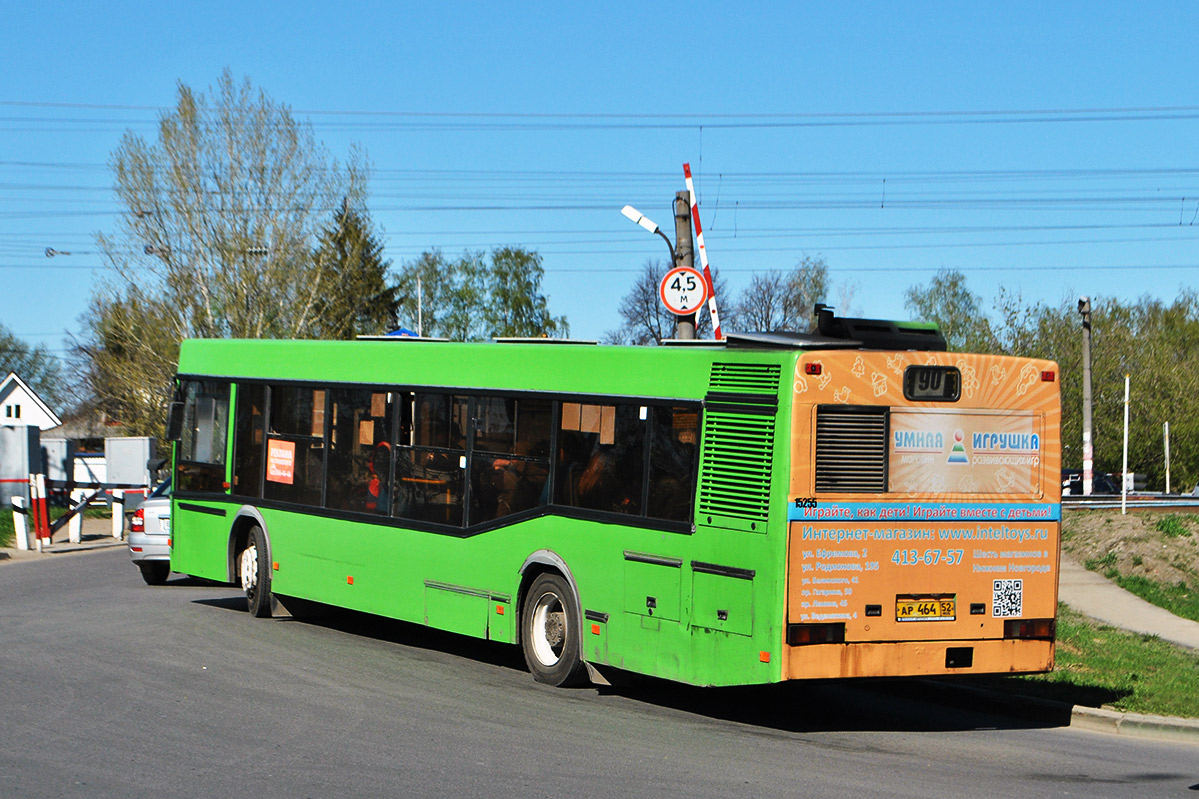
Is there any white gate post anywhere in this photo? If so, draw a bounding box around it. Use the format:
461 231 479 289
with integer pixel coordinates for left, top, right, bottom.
68 489 85 544
111 489 125 539
11 496 29 551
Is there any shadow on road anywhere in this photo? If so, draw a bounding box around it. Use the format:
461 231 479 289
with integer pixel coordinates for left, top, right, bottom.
601 675 1076 734
181 590 1079 735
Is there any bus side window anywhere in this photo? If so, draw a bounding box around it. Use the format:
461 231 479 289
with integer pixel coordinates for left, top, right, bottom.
395 393 466 526
470 397 551 525
647 406 699 522
262 385 325 507
325 388 393 515
556 403 644 515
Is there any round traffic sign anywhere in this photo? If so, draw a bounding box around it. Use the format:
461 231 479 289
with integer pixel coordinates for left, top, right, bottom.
658 266 709 316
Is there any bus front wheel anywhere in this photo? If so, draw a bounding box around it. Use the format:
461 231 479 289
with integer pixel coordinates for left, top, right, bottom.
239 526 273 618
521 573 587 687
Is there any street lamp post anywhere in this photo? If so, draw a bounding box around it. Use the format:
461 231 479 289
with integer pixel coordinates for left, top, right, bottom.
620 205 675 263
620 202 696 340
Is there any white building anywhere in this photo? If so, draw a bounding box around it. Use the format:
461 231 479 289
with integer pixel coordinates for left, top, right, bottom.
0 372 62 431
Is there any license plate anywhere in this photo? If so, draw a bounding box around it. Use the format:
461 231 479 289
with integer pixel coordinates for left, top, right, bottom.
158 517 170 534
896 596 955 622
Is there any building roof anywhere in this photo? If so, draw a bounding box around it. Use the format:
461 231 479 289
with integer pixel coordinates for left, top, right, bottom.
0 372 63 430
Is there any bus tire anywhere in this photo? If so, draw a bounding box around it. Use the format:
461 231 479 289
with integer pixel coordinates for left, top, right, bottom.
520 572 587 687
239 525 273 618
138 561 170 585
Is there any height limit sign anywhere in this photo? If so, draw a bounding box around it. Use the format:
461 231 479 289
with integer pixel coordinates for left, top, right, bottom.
659 266 709 316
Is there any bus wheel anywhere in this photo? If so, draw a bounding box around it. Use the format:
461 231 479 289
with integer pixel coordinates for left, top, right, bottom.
521 573 587 687
239 526 273 618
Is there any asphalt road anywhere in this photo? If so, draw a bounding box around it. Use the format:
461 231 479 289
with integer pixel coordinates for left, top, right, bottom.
1 549 1196 798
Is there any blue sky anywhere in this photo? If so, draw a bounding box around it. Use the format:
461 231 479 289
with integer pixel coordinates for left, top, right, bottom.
3 1 1197 356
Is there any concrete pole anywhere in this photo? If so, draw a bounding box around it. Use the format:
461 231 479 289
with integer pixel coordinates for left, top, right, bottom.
1079 298 1094 495
673 191 696 340
1164 421 1171 494
1121 373 1130 515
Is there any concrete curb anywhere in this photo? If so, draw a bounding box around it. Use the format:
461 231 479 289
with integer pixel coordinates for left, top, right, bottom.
915 678 1199 745
0 538 126 561
1069 704 1199 744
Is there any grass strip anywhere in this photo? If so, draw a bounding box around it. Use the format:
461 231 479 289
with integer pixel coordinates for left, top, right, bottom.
1105 573 1199 624
970 604 1199 718
0 505 112 549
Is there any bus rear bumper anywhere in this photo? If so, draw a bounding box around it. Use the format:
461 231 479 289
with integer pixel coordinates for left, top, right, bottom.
783 638 1055 680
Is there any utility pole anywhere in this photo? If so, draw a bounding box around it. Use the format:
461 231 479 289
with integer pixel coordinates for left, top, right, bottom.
673 191 696 340
1079 297 1094 495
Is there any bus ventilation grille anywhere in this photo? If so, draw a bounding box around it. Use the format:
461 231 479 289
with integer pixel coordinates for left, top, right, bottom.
814 406 888 492
698 412 775 523
708 363 782 395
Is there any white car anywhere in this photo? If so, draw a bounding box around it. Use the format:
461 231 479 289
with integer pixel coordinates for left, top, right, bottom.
129 478 171 585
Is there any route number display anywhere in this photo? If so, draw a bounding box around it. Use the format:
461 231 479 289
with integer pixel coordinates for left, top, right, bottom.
659 266 709 316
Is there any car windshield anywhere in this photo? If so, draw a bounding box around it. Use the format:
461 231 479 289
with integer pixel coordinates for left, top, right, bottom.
149 477 172 499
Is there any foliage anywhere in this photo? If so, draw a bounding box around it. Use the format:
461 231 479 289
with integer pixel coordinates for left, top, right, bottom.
603 260 676 345
78 70 372 435
77 291 181 437
904 271 1199 491
310 201 398 339
903 268 998 352
1156 515 1192 538
394 247 567 341
485 247 568 339
979 604 1199 718
732 254 832 332
0 323 64 408
1107 574 1199 623
604 259 729 344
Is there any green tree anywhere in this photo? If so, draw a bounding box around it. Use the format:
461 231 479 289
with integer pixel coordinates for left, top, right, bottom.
80 70 369 435
486 247 568 338
0 323 64 407
310 200 398 339
394 247 567 341
394 250 488 340
903 268 998 352
76 292 180 436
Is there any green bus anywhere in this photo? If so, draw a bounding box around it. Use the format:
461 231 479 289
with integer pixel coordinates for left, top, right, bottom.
169 318 1061 687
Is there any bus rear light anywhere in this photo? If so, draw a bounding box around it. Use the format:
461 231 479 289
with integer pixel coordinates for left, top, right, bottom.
131 508 145 533
1004 618 1055 640
1041 371 1056 382
804 363 822 375
787 622 846 646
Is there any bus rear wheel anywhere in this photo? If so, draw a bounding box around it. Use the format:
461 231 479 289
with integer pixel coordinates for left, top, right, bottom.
521 573 587 687
239 526 273 618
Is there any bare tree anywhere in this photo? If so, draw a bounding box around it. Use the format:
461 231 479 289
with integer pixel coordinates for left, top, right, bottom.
604 260 675 345
730 254 832 332
602 259 731 344
79 70 371 434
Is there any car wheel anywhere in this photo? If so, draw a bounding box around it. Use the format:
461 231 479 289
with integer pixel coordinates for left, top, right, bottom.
138 561 170 585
